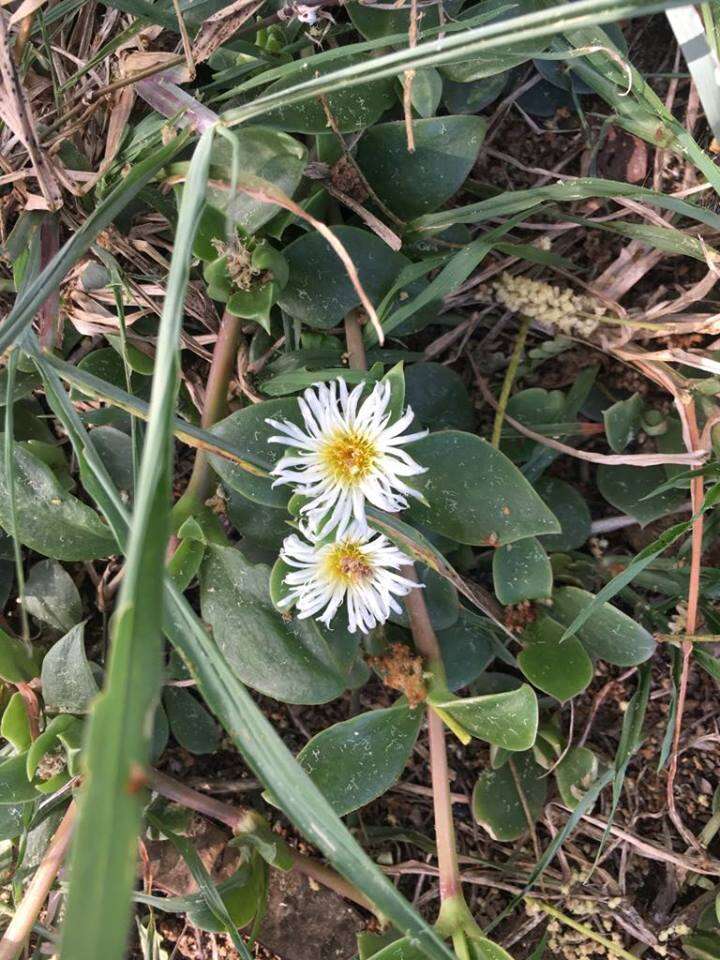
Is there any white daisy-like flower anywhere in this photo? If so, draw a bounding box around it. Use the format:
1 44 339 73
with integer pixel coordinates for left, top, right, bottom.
267 379 427 539
278 524 421 634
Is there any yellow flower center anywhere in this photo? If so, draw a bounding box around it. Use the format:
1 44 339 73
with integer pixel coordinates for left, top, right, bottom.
324 542 373 586
319 430 377 487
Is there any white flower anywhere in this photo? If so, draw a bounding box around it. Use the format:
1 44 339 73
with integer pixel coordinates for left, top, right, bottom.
278 525 421 634
267 378 427 539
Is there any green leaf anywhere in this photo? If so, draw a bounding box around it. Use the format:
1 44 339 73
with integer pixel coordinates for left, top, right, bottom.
23 559 82 633
436 608 496 691
89 426 134 499
41 623 99 714
684 933 720 959
536 478 591 552
431 684 538 751
472 751 546 841
297 703 424 815
597 464 687 526
209 398 296 508
163 686 220 756
194 126 306 247
493 538 552 605
0 627 36 683
257 54 395 132
403 363 474 432
0 754 40 804
518 616 593 701
59 128 215 960
355 116 486 219
201 545 357 705
603 393 644 453
468 939 515 960
410 68 443 118
406 431 561 545
0 440 115 561
554 747 600 810
1 692 31 752
279 226 407 329
552 586 656 666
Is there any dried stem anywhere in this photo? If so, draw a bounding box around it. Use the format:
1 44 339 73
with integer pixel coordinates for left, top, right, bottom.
0 801 77 960
665 398 705 852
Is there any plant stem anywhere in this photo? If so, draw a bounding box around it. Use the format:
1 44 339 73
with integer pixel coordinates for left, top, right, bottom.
490 314 530 448
344 308 368 372
146 769 373 911
181 309 244 511
0 801 76 960
403 568 462 905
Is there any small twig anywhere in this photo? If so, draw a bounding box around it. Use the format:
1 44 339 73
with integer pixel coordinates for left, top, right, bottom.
171 0 196 79
665 399 705 853
509 758 541 861
590 503 692 534
402 0 419 152
473 367 706 467
318 96 405 229
490 315 530 448
0 802 77 960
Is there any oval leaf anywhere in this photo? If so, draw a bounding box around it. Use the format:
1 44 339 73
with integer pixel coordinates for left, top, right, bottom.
552 586 656 667
279 226 407 329
492 537 552 605
0 441 115 561
297 703 423 815
209 398 297 508
472 751 546 841
518 615 593 701
40 623 99 714
200 545 358 705
356 116 486 219
24 559 82 633
433 684 538 751
406 431 560 545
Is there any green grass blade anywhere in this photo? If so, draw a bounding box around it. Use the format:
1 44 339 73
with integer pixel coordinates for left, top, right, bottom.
0 133 189 356
38 351 271 476
221 0 687 127
59 128 215 960
410 177 720 233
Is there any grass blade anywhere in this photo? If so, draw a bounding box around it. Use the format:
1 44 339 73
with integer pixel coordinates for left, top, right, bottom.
221 0 688 128
38 351 270 477
59 128 214 960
